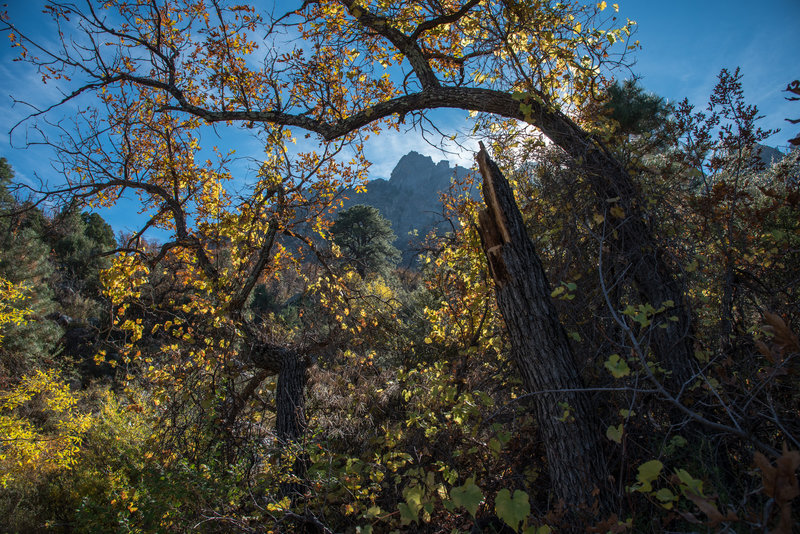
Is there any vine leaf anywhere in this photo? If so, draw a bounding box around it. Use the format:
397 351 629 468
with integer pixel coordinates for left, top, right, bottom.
450 478 483 518
495 489 530 532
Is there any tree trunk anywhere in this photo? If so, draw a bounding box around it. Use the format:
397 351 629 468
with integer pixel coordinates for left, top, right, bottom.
275 350 308 499
242 333 309 442
276 351 308 442
528 108 695 392
475 145 613 512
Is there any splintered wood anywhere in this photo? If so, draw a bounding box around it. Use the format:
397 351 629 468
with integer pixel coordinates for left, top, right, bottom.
476 143 511 287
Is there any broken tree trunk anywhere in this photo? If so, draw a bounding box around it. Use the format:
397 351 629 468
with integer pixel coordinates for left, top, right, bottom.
475 145 613 512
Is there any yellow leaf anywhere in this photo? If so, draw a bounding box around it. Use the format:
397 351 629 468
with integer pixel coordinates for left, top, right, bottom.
597 1 607 10
609 205 625 219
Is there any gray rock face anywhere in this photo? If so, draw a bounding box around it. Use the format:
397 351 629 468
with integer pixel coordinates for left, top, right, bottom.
757 144 785 167
341 151 473 264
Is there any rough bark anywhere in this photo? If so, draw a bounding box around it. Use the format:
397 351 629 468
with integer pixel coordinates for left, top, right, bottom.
476 145 613 512
239 334 308 441
275 350 309 499
276 351 308 442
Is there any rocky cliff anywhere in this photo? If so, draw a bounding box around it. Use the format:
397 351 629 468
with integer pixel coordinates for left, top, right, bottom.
341 151 474 264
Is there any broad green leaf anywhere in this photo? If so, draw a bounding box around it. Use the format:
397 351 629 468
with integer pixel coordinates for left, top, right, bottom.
675 469 704 496
401 485 424 523
604 354 630 378
364 506 381 519
635 460 663 492
606 424 623 443
450 479 482 517
655 488 676 510
669 435 687 448
655 488 675 502
398 503 418 525
495 489 530 532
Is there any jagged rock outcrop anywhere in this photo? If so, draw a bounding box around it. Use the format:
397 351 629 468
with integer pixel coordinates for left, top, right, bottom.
342 151 474 264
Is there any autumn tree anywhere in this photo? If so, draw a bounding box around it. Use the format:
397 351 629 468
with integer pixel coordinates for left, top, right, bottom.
2 0 694 381
1 0 711 516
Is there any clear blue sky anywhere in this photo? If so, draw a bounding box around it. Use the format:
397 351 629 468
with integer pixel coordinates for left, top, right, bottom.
1 0 798 233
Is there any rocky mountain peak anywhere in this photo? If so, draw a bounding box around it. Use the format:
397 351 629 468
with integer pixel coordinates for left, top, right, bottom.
341 151 473 265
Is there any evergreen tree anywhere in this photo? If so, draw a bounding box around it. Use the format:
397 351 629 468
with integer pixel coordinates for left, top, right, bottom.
0 160 61 375
331 204 400 278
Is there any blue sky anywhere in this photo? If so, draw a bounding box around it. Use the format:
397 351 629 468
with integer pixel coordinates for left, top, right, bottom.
625 0 799 146
1 0 798 233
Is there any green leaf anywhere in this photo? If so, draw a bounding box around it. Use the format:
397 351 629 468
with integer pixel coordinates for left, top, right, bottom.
604 353 630 378
398 503 418 525
450 479 483 518
655 488 675 502
495 489 530 532
606 424 623 443
675 469 704 496
635 460 663 493
550 286 565 298
669 435 687 448
400 485 424 524
655 488 676 509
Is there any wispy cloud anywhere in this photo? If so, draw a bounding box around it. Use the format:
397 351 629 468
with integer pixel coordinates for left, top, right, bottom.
362 111 475 178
